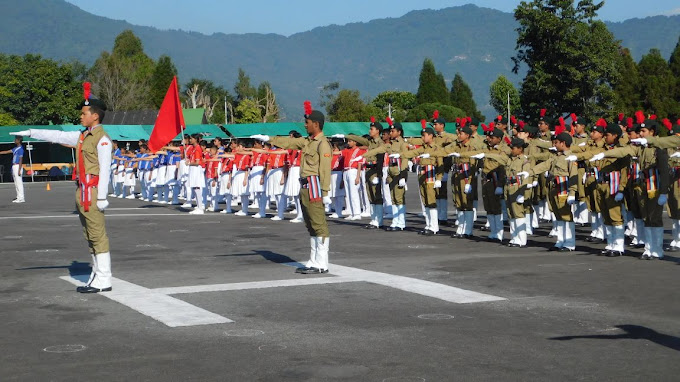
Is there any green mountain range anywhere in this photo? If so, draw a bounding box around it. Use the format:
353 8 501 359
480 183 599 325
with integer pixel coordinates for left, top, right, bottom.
1 0 679 120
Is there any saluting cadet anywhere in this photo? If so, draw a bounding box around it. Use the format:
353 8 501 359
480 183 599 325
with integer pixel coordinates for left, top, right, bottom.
248 140 268 218
264 143 287 218
567 122 630 256
123 149 137 199
393 124 443 236
108 140 120 197
478 138 533 247
521 124 579 252
204 144 221 212
11 84 113 293
535 109 554 223
570 115 591 226
447 123 478 238
186 134 206 214
166 143 182 205
663 119 680 252
251 101 333 274
232 140 251 216
341 117 386 229
218 143 236 214
154 148 168 203
597 116 669 260
0 135 25 203
379 129 394 218
575 119 607 244
353 118 409 231
340 137 363 221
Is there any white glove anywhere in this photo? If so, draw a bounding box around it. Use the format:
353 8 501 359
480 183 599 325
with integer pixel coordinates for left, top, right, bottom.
494 187 503 195
471 153 485 159
565 155 578 162
96 200 109 211
250 134 270 142
350 155 364 163
331 134 345 139
9 130 31 136
464 184 472 194
388 153 401 159
614 192 624 202
398 178 406 187
532 181 538 188
590 153 605 162
658 194 668 206
322 196 332 205
371 177 379 185
516 195 525 204
434 180 442 188
549 147 557 152
526 182 534 189
578 142 586 147
567 195 576 205
671 152 680 158
518 171 530 180
447 152 461 157
631 138 647 146
418 153 430 159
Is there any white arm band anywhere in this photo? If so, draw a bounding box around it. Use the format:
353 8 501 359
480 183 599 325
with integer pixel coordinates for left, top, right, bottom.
96 136 113 200
29 129 81 147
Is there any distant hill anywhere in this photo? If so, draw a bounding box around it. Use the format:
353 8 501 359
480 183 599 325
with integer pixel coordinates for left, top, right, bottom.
1 0 679 120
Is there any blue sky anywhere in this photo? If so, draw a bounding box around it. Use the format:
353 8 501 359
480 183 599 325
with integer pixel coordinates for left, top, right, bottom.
65 0 680 36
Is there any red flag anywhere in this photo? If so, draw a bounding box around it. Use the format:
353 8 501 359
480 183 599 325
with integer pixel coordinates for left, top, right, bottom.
148 76 185 152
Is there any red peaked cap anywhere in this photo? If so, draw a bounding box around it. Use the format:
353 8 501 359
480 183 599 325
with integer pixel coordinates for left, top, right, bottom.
421 119 427 130
554 117 566 136
466 116 472 123
635 110 645 125
570 113 578 124
540 109 547 118
433 110 439 120
595 118 608 128
460 118 468 128
650 115 657 120
304 100 312 116
626 117 634 130
618 113 625 123
518 120 526 130
385 116 393 127
455 117 461 124
83 82 91 100
510 115 517 125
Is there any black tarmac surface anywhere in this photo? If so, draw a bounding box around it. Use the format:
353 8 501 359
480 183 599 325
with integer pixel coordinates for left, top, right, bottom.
1 180 679 381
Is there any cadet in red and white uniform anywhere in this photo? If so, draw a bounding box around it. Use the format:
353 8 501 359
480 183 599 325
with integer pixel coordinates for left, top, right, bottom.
219 142 236 214
231 140 251 216
341 138 363 220
277 131 304 222
264 143 287 218
186 134 206 214
329 142 345 218
205 144 221 212
247 140 268 216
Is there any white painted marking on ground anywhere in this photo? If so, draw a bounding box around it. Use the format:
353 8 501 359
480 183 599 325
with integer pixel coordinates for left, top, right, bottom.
60 276 232 327
106 207 147 210
154 276 360 295
285 263 506 304
43 344 87 353
35 249 59 253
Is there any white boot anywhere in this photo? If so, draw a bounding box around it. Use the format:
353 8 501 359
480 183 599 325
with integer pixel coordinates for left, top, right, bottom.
565 221 575 250
495 214 504 242
652 227 665 259
488 215 497 240
554 221 565 248
612 225 625 254
509 219 517 245
316 237 329 271
86 253 97 286
464 211 474 235
604 225 613 251
375 204 384 227
517 217 527 246
304 237 320 269
89 252 112 290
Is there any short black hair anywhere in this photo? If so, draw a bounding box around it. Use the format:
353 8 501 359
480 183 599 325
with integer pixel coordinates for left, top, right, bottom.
15 136 23 143
191 133 203 141
89 105 106 123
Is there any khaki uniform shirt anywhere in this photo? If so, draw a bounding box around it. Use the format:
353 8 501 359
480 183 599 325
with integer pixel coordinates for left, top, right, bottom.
270 133 332 193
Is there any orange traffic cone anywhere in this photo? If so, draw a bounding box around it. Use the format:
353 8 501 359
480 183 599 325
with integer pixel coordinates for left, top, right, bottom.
46 182 51 191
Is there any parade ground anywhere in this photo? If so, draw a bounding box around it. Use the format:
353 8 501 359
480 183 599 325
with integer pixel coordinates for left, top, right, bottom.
1 180 679 382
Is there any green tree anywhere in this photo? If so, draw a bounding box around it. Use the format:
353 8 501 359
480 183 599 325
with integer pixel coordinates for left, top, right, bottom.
405 103 466 124
149 55 178 108
234 98 261 123
183 78 233 124
234 68 257 101
612 48 641 116
669 36 680 117
512 0 620 121
489 75 520 117
638 48 677 117
371 90 417 122
0 54 81 125
319 81 340 113
451 73 483 120
257 81 280 122
327 89 370 122
88 30 155 110
416 58 449 105
0 112 19 126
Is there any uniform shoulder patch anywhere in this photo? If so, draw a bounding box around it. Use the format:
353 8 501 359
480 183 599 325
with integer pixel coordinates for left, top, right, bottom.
324 153 331 157
100 142 109 146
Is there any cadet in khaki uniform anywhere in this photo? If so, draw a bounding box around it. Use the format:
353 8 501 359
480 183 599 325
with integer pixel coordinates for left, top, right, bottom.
392 126 443 235
521 129 579 251
535 110 554 222
481 138 533 247
514 123 541 235
661 119 680 252
251 102 332 273
11 84 114 293
567 123 630 256
466 117 486 223
448 124 478 238
340 118 386 229
353 118 409 231
570 115 590 225
624 120 646 248
593 117 669 260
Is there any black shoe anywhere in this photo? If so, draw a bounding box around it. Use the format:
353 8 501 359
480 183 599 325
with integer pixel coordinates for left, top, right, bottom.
558 247 573 252
418 229 426 235
646 256 658 261
295 267 312 273
451 233 463 238
508 243 521 248
300 267 329 274
479 226 489 231
386 227 403 231
548 246 560 252
364 224 378 230
599 249 610 256
422 230 436 236
606 251 623 257
639 254 650 260
76 286 112 294
462 234 475 239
